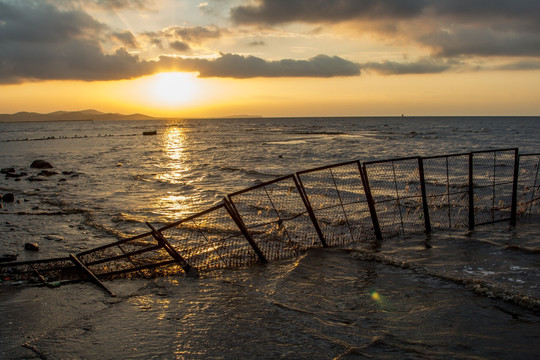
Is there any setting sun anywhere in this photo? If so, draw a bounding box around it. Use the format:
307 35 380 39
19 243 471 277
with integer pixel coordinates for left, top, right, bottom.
147 72 198 107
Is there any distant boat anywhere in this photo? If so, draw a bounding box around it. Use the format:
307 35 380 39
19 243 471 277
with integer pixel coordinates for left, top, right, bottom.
143 130 157 136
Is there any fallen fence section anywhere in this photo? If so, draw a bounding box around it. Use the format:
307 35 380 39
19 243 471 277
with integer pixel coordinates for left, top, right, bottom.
2 148 539 292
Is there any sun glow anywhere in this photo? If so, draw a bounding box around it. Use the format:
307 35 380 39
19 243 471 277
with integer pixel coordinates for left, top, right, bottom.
147 72 198 107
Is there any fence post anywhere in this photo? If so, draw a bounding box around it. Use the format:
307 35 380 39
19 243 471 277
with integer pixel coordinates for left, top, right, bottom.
418 157 432 234
361 164 383 242
69 253 116 297
510 149 519 227
293 175 328 248
146 222 199 277
468 152 475 230
224 198 268 264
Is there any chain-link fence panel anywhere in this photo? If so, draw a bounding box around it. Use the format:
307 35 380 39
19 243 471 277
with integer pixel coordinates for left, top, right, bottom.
517 153 540 218
77 231 179 279
0 257 81 283
296 161 376 247
228 175 323 261
471 149 517 226
158 203 261 271
422 154 469 229
363 157 425 238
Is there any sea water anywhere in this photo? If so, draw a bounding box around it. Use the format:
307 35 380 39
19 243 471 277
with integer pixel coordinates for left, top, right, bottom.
1 117 539 359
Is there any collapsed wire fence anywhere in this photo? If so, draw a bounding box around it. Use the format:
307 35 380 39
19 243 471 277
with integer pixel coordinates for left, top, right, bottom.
1 148 539 295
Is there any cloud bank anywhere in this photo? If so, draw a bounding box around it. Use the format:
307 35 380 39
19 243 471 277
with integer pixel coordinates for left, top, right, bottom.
1 0 539 84
231 0 540 58
0 1 360 83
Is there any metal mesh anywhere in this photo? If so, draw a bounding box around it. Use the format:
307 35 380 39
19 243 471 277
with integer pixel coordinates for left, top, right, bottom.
363 157 425 238
77 232 180 279
0 258 81 282
517 153 540 217
296 161 375 247
422 154 469 229
228 175 323 261
158 204 260 270
471 149 517 225
2 148 537 286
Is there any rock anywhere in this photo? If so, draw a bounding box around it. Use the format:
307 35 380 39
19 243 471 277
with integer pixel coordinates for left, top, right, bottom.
1 167 15 174
24 243 40 251
44 235 64 241
0 254 18 263
30 160 53 169
5 172 26 178
27 176 46 182
2 193 14 202
37 170 58 177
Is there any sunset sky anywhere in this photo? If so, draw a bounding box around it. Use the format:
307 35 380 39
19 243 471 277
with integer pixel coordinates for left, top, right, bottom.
1 0 539 118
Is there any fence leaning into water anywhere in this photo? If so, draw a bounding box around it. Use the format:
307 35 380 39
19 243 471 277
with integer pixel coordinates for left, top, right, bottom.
1 148 539 290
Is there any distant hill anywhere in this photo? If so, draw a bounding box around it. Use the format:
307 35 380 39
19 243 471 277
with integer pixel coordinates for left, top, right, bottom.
0 109 158 122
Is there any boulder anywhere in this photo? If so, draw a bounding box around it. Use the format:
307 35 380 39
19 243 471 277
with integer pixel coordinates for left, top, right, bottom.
24 243 40 251
2 193 14 202
30 160 53 169
1 167 15 174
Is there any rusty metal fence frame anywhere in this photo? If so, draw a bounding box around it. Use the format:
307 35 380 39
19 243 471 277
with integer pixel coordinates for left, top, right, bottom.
517 153 540 217
421 153 470 229
156 202 265 271
469 149 518 228
296 160 381 247
362 157 430 238
227 174 325 261
2 148 538 291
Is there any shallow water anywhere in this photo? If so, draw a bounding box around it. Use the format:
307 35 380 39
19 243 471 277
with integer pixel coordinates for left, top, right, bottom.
1 117 539 359
1 117 539 260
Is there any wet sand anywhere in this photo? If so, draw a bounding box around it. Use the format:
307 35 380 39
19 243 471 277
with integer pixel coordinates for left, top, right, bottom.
2 224 539 359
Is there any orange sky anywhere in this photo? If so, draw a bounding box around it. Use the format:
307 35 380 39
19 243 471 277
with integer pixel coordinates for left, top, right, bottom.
1 0 539 117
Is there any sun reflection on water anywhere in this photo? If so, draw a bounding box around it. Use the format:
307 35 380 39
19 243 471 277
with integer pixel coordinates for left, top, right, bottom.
152 125 193 220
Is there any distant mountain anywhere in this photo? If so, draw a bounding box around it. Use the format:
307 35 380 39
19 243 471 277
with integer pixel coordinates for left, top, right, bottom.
0 110 159 122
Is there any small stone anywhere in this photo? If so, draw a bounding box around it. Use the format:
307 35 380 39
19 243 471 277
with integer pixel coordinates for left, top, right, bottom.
1 167 15 174
24 243 40 251
0 254 18 263
2 193 14 202
27 176 46 182
37 170 58 177
44 235 64 241
30 160 53 169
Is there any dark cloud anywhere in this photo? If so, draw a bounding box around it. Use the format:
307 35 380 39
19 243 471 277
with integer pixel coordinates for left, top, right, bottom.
230 0 540 59
0 1 149 83
496 60 540 71
363 58 452 75
172 26 223 45
0 2 360 83
158 53 361 78
169 40 191 52
422 27 540 57
231 0 540 25
231 0 426 25
112 31 139 48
